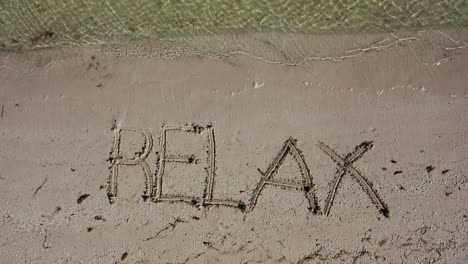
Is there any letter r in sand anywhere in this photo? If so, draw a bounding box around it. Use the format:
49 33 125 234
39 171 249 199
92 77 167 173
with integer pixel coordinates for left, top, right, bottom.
108 127 153 203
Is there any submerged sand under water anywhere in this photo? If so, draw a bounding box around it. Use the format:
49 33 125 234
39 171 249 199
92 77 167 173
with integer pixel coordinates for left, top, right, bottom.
1 0 468 50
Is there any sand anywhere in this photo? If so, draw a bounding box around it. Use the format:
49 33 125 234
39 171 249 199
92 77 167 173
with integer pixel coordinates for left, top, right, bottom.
0 30 467 263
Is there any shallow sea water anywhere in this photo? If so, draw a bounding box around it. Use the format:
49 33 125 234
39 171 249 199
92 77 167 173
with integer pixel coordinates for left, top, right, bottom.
0 0 467 50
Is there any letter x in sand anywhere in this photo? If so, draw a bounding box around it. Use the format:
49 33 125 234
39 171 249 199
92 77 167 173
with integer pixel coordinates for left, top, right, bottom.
317 141 389 218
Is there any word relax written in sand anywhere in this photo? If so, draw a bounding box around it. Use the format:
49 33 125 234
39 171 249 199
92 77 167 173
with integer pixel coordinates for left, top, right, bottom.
108 124 389 217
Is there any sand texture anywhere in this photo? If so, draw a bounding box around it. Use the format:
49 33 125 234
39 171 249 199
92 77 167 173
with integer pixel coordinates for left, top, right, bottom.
0 30 468 263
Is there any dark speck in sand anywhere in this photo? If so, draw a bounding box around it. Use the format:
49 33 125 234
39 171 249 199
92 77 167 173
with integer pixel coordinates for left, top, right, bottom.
77 194 90 204
425 165 434 173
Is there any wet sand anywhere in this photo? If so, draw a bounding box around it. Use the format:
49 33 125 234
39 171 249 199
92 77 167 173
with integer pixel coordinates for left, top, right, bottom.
0 30 467 263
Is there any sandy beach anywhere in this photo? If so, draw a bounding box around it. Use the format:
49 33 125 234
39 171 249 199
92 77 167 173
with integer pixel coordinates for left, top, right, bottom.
0 29 467 263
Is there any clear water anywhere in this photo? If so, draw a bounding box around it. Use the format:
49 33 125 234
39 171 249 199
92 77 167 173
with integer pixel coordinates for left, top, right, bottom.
0 0 467 49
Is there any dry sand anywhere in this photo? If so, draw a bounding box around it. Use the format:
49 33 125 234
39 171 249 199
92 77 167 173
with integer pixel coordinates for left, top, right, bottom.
0 30 467 263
